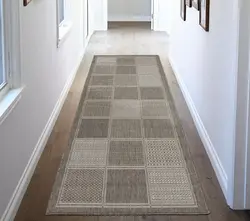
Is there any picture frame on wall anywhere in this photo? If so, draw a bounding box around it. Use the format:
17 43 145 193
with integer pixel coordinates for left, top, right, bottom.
23 0 32 6
180 0 187 21
199 0 210 31
186 0 192 7
192 0 200 10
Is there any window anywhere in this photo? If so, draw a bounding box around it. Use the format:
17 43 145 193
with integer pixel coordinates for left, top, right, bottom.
0 0 9 97
58 0 65 25
0 0 22 122
57 0 71 47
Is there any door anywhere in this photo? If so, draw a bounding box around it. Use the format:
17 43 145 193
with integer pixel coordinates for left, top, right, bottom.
246 12 250 208
151 0 170 32
86 0 89 38
151 0 159 30
86 0 96 35
84 0 89 39
231 0 250 209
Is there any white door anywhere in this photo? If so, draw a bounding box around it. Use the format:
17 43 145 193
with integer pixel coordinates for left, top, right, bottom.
89 0 94 34
246 14 250 208
230 0 250 210
151 0 171 32
84 0 89 39
151 0 159 30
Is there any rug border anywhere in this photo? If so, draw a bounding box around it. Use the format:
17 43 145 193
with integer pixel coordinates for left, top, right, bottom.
46 55 210 216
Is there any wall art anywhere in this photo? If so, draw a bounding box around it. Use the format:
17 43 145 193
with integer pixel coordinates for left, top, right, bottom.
199 0 210 31
192 0 200 10
24 0 32 6
186 0 192 7
180 0 187 21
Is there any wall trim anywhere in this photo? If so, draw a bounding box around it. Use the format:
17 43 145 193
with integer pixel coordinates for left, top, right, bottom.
108 15 151 22
169 56 228 198
229 0 250 209
85 30 93 48
0 51 85 221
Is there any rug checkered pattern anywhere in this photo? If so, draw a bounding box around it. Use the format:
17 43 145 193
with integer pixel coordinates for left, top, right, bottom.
47 55 208 215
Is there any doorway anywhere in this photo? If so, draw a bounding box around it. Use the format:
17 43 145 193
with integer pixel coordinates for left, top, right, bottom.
107 0 155 30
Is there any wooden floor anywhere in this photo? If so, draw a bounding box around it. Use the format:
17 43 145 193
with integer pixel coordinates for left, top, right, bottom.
14 29 249 221
108 21 151 30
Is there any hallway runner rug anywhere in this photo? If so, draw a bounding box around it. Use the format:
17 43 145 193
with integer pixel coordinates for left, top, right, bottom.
47 55 209 215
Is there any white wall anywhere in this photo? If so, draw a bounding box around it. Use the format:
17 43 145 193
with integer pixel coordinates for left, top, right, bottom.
169 0 239 205
0 0 87 219
163 0 178 35
108 0 151 21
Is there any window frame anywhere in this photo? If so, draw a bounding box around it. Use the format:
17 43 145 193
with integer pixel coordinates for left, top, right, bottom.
57 0 72 47
0 0 22 124
0 0 11 99
58 0 65 26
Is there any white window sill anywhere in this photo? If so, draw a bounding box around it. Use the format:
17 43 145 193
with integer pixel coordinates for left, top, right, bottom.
57 21 72 48
0 87 24 125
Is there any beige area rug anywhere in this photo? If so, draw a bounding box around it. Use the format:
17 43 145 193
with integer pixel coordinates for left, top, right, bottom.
46 55 209 215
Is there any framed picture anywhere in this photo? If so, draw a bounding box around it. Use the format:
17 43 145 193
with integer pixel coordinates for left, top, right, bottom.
192 0 200 10
23 0 32 6
186 0 192 7
180 0 187 21
199 0 210 31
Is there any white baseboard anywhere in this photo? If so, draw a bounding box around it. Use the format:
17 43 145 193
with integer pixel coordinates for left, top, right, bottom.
85 31 93 46
108 15 151 22
168 56 228 198
0 50 86 221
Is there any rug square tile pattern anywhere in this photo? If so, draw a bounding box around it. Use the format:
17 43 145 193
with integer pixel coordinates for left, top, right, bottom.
135 57 158 66
137 65 160 75
87 87 113 100
58 169 104 204
143 119 175 138
111 119 142 138
108 141 144 166
68 140 108 167
117 58 135 65
90 75 114 86
93 65 116 75
146 140 184 167
116 66 137 75
114 87 139 99
142 101 169 117
96 57 117 64
47 55 209 215
147 169 196 205
140 87 165 100
106 169 148 204
138 75 162 87
77 119 109 138
112 100 141 118
114 75 137 86
82 101 111 117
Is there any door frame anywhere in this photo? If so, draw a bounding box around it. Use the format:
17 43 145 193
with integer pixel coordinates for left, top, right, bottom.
151 0 160 30
84 0 89 39
106 0 158 30
86 0 89 38
150 0 155 30
229 0 250 209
